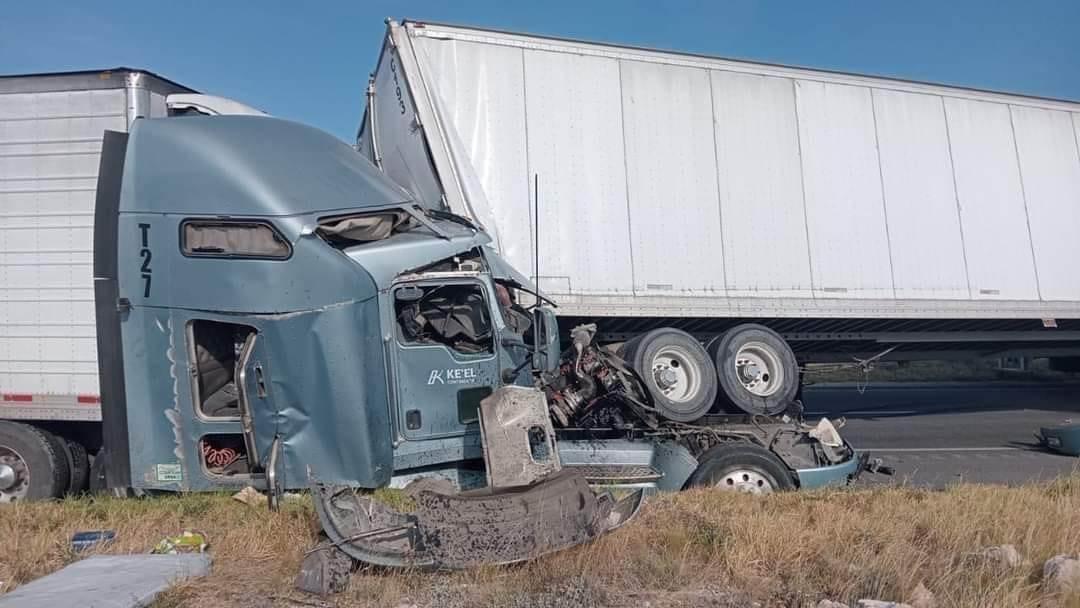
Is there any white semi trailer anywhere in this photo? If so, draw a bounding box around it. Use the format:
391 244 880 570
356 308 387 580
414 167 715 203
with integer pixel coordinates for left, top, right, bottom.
0 69 262 500
357 19 1080 415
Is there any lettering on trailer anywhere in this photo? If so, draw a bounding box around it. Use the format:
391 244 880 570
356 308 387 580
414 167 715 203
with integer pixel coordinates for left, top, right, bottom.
138 223 152 298
389 55 406 115
427 367 479 386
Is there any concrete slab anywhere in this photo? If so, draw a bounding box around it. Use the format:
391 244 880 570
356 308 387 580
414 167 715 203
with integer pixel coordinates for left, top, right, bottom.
0 554 211 608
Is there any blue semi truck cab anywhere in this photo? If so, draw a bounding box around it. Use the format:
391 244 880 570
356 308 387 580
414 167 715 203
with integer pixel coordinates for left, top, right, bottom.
91 115 865 567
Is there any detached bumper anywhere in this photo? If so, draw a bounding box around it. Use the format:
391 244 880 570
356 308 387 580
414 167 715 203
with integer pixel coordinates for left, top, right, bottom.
1038 423 1080 456
311 469 642 569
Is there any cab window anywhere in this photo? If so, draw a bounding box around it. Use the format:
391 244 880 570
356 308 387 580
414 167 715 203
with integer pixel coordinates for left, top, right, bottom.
394 283 493 355
181 220 290 259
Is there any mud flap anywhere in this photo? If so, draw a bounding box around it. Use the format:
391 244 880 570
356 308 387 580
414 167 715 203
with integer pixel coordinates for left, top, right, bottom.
311 469 642 570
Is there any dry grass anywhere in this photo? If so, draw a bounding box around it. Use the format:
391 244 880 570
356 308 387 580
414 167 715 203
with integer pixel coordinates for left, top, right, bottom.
3 477 1080 608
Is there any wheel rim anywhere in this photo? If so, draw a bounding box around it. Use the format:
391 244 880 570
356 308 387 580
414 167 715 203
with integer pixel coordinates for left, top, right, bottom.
734 341 784 397
0 446 30 502
716 468 775 494
651 345 702 404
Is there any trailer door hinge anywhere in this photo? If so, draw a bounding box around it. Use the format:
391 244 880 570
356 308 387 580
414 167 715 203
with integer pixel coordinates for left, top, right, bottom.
116 297 132 313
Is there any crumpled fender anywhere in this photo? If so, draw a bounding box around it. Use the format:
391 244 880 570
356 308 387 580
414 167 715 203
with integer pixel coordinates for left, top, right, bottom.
1037 422 1080 456
311 469 643 569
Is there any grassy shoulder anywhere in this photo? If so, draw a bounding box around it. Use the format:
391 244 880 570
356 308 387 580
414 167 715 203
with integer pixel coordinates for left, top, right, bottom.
2 477 1079 608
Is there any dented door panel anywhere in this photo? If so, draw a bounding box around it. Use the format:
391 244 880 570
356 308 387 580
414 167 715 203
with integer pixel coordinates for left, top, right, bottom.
390 279 503 441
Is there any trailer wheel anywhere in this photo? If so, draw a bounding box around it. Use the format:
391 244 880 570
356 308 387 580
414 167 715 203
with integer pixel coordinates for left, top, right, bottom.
0 421 71 502
621 328 718 422
62 438 90 495
708 324 798 416
684 443 794 493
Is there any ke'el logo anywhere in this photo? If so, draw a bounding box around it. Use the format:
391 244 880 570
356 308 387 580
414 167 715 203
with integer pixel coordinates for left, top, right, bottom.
427 370 445 385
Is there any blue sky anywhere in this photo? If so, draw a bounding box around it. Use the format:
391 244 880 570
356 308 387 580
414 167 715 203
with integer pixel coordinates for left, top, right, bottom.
3 1 1078 142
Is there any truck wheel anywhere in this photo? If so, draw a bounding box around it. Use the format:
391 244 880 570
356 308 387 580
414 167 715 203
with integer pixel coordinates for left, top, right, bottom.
62 438 90 495
621 328 718 422
0 421 71 502
684 443 794 493
707 324 798 416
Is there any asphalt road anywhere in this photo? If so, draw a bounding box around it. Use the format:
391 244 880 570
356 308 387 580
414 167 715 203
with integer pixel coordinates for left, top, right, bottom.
801 381 1080 487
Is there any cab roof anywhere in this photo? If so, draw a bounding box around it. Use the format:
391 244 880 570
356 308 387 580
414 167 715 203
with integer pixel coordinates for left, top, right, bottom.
120 115 413 216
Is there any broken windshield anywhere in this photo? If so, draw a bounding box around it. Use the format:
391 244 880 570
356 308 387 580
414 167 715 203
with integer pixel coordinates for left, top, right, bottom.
316 211 416 246
316 205 454 248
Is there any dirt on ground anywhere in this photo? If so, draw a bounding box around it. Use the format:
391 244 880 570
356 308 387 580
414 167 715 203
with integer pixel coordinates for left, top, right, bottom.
2 477 1080 608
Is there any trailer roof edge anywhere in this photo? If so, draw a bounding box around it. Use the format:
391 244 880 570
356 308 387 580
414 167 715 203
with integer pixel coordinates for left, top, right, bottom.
400 18 1080 109
0 67 198 96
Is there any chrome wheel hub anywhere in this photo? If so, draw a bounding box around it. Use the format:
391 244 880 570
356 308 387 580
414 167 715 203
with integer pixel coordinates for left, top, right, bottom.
651 346 701 403
0 447 30 502
734 341 784 397
717 469 774 494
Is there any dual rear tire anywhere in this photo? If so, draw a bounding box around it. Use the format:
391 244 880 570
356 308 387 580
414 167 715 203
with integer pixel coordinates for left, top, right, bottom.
0 421 90 502
620 324 800 421
707 324 799 416
620 328 718 422
0 421 71 502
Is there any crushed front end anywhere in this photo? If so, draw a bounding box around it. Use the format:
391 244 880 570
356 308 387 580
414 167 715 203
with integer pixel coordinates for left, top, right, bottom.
539 324 878 491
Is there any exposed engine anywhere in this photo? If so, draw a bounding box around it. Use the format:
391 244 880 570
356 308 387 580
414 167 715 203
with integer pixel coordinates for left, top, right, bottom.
540 324 658 428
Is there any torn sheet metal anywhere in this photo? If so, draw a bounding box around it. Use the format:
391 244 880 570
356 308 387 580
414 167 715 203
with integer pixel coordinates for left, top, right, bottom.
478 386 561 488
807 417 844 448
311 469 642 570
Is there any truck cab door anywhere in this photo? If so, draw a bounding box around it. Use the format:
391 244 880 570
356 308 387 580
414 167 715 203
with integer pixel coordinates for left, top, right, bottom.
391 280 502 439
235 330 279 479
183 318 282 492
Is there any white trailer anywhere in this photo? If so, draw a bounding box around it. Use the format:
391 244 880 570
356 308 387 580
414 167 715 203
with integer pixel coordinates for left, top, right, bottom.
355 19 1080 419
0 69 263 500
357 20 1080 373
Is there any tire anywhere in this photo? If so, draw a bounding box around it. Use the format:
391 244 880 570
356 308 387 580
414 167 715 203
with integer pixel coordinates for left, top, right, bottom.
684 442 795 493
620 328 718 423
62 438 90 495
0 421 71 502
707 323 798 416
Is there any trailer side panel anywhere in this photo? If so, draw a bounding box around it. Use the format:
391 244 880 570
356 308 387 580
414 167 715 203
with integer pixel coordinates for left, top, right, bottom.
369 22 1080 321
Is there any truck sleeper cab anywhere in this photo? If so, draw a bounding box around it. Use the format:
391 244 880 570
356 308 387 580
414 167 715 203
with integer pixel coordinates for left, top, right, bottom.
0 68 267 503
93 115 861 511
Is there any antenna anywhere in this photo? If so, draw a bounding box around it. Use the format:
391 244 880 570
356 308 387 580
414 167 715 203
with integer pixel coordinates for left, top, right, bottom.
533 173 542 364
533 173 540 296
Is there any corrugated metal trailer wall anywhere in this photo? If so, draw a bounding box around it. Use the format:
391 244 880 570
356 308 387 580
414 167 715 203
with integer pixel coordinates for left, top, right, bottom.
0 70 191 406
364 22 1080 324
